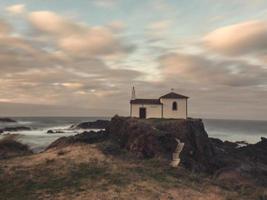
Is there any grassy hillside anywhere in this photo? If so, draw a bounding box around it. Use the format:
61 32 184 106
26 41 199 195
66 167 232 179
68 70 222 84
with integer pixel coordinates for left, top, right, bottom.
0 141 266 200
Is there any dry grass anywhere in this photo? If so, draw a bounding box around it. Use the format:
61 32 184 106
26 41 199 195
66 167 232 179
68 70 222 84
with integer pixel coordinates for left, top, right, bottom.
0 141 266 200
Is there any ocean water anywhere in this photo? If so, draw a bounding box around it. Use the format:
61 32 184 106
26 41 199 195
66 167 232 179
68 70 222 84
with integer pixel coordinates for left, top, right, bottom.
0 117 110 152
204 119 267 144
0 117 266 152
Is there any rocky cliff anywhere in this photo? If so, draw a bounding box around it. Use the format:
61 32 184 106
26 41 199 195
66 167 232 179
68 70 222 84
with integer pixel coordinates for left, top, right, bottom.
45 115 267 185
107 116 216 172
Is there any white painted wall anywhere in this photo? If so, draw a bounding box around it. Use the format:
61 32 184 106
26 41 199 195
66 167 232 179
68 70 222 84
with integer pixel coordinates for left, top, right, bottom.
160 98 187 119
131 104 162 118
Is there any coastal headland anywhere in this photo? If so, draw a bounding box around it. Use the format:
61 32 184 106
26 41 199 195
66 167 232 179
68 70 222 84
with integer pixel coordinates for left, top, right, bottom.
0 116 266 200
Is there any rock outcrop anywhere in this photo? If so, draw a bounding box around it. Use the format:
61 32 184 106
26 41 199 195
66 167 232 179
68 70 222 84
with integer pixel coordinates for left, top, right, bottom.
0 135 32 159
47 129 65 134
70 120 110 129
211 137 267 186
46 130 108 150
0 126 31 132
0 118 17 123
107 116 216 172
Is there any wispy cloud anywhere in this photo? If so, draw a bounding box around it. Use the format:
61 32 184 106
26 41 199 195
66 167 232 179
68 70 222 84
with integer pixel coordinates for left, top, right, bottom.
203 20 267 56
28 11 134 58
92 0 119 8
0 1 267 118
5 4 26 15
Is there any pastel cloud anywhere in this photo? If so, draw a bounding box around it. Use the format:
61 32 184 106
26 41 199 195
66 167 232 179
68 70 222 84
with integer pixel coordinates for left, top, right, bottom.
0 15 141 110
204 20 267 56
0 20 11 36
28 11 86 35
146 20 172 38
148 20 172 31
159 52 267 87
28 11 134 57
93 0 118 8
1 1 267 119
5 4 26 15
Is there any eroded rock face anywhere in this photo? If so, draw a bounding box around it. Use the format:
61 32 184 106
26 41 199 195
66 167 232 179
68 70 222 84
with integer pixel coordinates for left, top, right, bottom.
107 116 216 172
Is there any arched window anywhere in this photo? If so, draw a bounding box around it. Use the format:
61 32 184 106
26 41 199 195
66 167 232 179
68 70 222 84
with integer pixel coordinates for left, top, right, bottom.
172 102 177 111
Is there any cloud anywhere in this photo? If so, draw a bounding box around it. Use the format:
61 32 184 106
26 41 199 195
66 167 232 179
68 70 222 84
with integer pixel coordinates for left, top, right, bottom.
28 11 85 35
1 5 267 119
0 16 141 112
151 0 172 11
5 4 26 15
148 20 172 32
108 21 125 32
28 11 134 57
93 0 118 8
159 52 267 87
203 20 267 56
146 20 172 40
0 19 11 36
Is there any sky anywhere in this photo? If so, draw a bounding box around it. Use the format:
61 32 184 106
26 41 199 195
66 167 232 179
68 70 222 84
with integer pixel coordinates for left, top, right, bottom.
0 0 267 119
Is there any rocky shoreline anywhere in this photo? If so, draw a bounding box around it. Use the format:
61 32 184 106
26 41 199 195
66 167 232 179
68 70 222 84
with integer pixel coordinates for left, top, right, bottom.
0 116 266 199
0 117 32 135
46 116 267 183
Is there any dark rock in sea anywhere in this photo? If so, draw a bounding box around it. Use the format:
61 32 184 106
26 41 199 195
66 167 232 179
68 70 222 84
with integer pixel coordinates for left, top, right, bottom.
46 130 109 150
71 120 110 129
47 130 54 134
0 135 32 159
0 118 17 123
47 129 65 134
107 116 216 173
1 126 31 132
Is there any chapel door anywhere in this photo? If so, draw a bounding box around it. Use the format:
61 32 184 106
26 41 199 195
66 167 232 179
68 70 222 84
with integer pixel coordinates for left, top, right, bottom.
139 108 146 119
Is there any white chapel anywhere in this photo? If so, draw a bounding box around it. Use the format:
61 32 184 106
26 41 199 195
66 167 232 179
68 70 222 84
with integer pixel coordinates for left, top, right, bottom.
130 88 189 119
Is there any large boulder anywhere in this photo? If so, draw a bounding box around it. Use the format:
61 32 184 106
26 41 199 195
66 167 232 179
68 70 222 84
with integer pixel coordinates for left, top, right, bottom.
70 120 110 129
0 135 32 159
47 129 65 134
107 116 216 172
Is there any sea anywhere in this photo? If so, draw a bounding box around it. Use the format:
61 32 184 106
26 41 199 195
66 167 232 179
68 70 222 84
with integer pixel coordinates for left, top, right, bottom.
0 117 267 152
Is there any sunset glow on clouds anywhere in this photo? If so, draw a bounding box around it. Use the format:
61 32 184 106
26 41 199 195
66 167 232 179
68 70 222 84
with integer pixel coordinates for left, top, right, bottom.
0 0 267 119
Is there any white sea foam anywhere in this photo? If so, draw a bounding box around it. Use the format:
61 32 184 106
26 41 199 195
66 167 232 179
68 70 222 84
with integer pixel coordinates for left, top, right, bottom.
1 117 266 153
1 123 102 152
